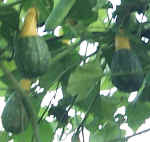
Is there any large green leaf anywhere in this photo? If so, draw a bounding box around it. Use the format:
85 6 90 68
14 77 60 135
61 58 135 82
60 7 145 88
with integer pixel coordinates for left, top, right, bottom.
67 59 102 101
45 0 76 30
126 102 150 131
14 120 54 142
94 95 118 122
76 94 118 127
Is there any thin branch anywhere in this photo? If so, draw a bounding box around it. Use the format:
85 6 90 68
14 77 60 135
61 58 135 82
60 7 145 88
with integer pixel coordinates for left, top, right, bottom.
126 128 150 140
109 127 150 142
82 46 99 60
38 82 60 123
76 80 100 132
0 62 41 142
59 96 77 141
82 127 85 142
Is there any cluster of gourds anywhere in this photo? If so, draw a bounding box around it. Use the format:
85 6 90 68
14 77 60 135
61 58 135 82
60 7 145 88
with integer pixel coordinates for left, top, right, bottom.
1 6 145 135
2 7 51 134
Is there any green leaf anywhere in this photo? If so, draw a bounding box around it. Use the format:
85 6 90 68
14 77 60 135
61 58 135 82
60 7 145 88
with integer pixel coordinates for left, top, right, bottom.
14 120 54 142
126 102 150 131
111 91 129 107
67 60 102 101
45 0 76 30
14 125 33 142
92 0 109 11
38 120 54 142
89 122 125 142
0 7 19 42
67 0 97 26
0 7 19 30
0 131 9 142
0 61 16 77
97 95 118 122
87 9 108 32
39 51 80 91
85 115 100 132
22 0 37 10
36 0 53 25
100 75 113 90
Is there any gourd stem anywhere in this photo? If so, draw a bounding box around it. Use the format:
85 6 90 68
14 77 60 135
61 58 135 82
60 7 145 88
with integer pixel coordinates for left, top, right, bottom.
0 62 41 142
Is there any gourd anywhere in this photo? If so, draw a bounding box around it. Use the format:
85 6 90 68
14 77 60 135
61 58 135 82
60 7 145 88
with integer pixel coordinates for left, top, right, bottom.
1 93 29 134
110 30 144 92
15 8 50 78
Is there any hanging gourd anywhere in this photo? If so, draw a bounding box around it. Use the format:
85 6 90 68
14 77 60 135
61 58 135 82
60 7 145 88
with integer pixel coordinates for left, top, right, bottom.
111 29 144 92
1 93 29 134
15 7 51 78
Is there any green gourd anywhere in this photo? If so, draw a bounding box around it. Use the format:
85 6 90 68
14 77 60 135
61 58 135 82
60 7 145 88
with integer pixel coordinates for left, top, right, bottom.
111 30 144 92
1 93 29 134
15 8 50 78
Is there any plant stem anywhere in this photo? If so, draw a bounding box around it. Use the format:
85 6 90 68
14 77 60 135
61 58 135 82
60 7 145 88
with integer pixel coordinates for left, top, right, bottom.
0 62 41 142
76 80 100 132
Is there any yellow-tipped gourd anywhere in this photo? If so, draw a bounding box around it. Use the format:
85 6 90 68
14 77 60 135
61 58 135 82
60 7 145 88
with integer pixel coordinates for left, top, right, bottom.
21 7 38 37
111 29 144 92
15 7 51 78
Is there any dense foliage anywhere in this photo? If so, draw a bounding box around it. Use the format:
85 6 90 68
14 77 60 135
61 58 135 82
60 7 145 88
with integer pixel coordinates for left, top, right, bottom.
1 0 150 142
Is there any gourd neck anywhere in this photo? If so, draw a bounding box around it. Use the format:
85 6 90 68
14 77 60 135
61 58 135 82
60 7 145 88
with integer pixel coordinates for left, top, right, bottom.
20 79 31 91
115 30 131 50
20 7 38 37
